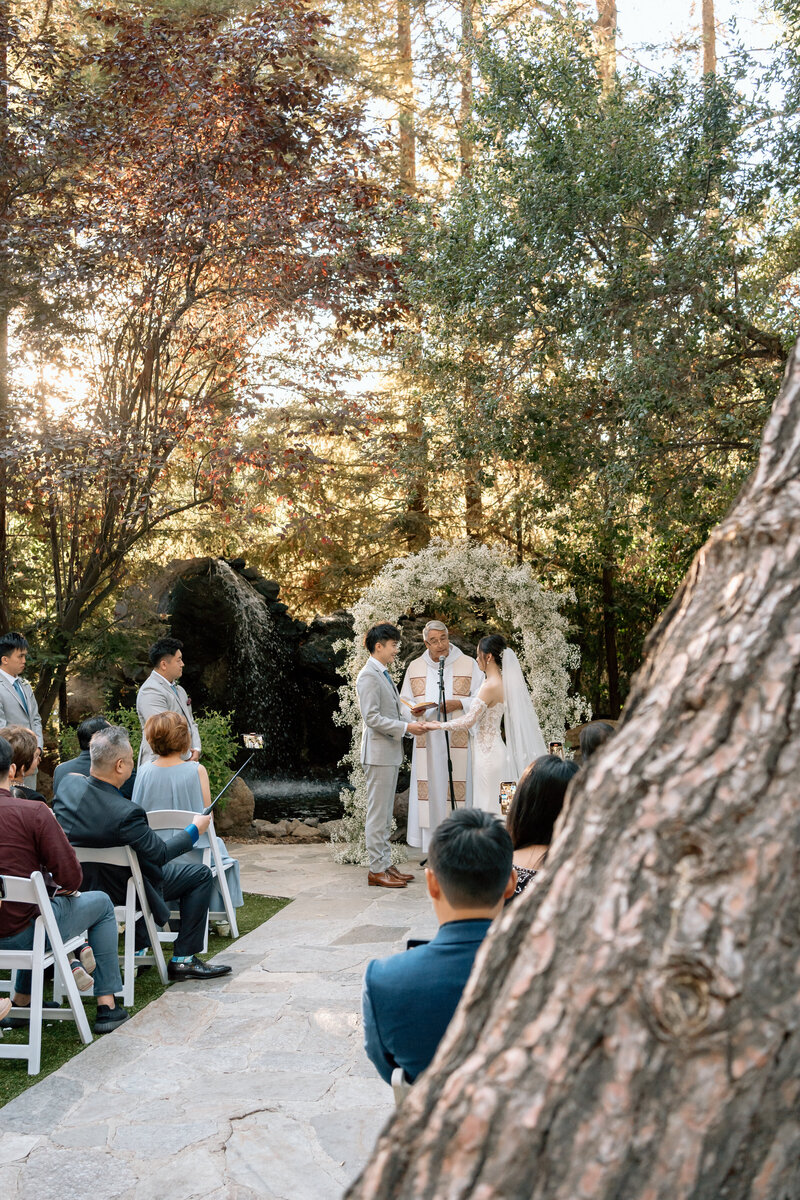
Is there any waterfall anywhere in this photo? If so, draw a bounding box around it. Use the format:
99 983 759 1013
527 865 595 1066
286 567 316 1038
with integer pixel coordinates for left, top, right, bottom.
209 559 296 772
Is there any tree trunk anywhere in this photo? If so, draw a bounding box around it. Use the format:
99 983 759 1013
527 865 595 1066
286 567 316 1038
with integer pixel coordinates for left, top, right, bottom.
702 0 716 75
396 0 415 196
348 345 800 1198
0 6 10 632
459 0 482 537
602 560 620 716
397 0 429 549
459 0 474 175
404 396 430 551
595 0 616 90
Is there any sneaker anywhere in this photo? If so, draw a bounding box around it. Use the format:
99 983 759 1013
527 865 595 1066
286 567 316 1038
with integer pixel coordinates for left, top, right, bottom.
1 999 62 1029
78 942 96 974
93 1003 130 1034
70 959 94 992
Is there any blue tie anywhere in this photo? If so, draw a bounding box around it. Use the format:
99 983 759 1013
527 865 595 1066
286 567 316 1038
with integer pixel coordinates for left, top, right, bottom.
13 678 30 718
383 670 393 688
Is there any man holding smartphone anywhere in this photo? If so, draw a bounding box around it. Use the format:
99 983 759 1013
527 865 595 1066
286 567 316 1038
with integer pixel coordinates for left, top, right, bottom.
54 726 231 981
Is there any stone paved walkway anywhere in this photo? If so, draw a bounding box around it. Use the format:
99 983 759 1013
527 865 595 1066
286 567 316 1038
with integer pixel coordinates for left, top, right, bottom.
0 843 435 1199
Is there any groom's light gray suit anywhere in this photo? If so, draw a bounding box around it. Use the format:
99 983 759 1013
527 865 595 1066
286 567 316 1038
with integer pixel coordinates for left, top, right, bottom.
0 671 43 787
356 657 408 874
136 670 201 765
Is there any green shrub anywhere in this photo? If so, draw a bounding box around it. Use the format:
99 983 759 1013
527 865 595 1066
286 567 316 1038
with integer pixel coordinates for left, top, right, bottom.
57 707 239 811
59 725 79 762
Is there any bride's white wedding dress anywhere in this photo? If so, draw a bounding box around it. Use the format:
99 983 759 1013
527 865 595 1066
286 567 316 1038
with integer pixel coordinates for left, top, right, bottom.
443 698 510 816
438 648 547 815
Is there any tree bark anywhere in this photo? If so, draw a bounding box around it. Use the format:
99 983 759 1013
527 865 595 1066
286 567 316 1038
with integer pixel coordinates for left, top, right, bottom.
0 4 10 632
460 0 482 537
702 0 716 76
396 0 415 196
595 0 616 90
348 344 800 1198
602 560 620 717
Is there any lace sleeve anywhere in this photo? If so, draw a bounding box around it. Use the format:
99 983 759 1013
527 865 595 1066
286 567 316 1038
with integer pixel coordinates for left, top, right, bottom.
430 697 487 731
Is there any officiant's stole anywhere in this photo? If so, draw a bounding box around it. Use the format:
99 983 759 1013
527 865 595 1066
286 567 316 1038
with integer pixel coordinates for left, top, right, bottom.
408 652 472 828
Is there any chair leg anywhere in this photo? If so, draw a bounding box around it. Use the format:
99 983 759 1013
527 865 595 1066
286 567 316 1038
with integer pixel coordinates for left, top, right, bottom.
28 927 45 1075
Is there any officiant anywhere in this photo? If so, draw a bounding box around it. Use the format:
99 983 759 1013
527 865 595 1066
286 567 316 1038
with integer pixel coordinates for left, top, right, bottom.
400 621 484 851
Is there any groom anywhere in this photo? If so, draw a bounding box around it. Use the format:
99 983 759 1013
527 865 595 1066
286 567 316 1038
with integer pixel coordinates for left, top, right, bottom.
356 624 426 889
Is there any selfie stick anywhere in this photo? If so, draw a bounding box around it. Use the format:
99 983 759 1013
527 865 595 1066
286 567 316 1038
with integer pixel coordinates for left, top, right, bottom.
204 754 256 815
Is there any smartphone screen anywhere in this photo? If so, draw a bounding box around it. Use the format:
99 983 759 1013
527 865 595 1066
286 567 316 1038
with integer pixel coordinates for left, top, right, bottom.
499 780 517 815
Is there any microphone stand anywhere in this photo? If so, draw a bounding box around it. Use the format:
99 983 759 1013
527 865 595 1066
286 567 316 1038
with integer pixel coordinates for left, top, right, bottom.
438 655 457 811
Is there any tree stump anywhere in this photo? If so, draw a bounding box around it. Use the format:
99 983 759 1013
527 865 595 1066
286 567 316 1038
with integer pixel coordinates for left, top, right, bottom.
348 347 800 1199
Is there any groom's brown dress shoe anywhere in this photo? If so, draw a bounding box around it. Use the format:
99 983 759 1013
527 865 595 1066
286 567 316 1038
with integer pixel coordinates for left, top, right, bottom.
387 865 415 882
368 870 406 888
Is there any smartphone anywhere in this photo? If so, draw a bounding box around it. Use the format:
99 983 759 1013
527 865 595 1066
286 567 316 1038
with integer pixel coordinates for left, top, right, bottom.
0 875 5 899
499 780 517 816
203 734 265 814
548 741 564 759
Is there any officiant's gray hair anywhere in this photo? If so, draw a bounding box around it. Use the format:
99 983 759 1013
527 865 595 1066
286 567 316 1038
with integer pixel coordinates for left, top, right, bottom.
423 620 448 639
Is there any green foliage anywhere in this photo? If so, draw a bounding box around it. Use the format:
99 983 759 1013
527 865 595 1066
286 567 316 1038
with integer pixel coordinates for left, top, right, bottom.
398 8 798 713
191 711 240 803
59 725 79 763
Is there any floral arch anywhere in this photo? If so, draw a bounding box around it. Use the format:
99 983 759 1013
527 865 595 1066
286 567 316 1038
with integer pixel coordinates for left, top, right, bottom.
331 539 587 865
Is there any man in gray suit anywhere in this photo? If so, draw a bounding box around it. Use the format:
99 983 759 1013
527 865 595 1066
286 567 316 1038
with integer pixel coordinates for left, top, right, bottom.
136 637 201 766
356 623 425 889
0 632 43 789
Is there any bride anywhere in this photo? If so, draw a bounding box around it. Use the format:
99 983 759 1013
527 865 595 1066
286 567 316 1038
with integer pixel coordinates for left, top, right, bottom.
423 634 546 816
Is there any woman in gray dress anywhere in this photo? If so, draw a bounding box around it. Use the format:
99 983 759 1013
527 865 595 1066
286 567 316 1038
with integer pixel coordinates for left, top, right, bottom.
133 712 244 923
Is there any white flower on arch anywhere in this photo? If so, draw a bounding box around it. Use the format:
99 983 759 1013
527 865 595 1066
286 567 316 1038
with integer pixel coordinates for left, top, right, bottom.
332 539 588 865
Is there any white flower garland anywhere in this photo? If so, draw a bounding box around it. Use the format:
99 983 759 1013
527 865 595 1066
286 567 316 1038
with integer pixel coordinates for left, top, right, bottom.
331 539 589 865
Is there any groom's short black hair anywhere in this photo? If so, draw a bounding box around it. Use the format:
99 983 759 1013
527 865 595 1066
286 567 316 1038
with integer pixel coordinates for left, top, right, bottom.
428 809 513 908
148 636 184 667
365 624 401 654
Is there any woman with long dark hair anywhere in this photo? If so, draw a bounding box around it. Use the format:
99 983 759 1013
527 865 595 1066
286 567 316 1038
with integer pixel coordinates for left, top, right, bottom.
506 754 579 896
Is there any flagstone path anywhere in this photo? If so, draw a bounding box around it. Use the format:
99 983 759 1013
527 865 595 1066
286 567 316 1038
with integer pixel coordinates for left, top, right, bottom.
0 843 434 1199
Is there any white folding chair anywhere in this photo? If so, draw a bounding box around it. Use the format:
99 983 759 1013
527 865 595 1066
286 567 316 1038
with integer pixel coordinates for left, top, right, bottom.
0 872 93 1074
391 1067 412 1106
67 845 170 1002
146 810 239 941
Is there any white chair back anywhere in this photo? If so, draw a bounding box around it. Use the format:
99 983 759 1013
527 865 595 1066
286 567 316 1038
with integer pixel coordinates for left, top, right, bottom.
70 845 170 999
0 872 93 1074
145 810 239 938
391 1067 412 1106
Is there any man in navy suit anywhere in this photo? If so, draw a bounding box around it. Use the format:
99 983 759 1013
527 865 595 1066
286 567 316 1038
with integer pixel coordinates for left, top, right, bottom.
362 808 516 1084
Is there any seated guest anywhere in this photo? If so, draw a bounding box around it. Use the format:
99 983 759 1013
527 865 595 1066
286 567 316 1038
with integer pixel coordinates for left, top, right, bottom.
53 726 232 982
1 725 96 990
506 754 579 898
133 712 243 922
54 715 136 799
0 735 129 1033
1 724 46 803
362 808 516 1085
579 720 616 762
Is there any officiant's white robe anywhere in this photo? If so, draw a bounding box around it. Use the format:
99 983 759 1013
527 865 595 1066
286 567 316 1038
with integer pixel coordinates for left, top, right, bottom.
401 647 484 851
